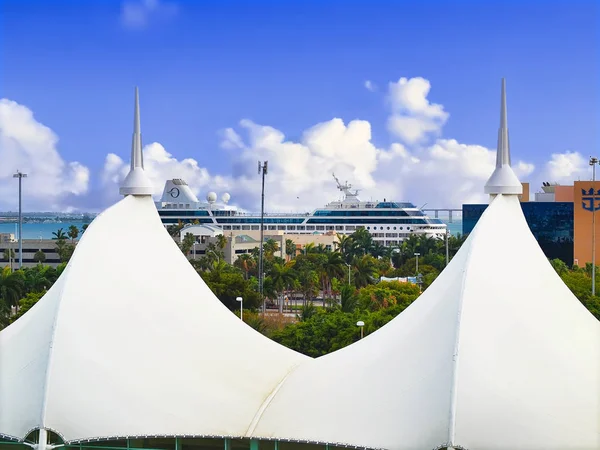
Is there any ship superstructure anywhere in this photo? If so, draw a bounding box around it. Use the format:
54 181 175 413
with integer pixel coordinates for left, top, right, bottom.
155 175 447 246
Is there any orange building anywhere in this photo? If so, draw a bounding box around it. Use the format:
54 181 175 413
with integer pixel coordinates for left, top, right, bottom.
573 181 600 267
555 185 575 202
519 182 530 202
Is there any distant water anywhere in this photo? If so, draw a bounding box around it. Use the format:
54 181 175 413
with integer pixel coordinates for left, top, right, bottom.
443 220 463 236
0 222 90 240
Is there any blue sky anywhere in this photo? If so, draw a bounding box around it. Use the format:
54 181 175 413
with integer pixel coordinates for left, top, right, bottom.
0 0 598 211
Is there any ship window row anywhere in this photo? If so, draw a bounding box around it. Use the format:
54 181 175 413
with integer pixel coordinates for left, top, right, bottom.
162 203 193 209
375 202 416 209
160 210 211 217
306 218 428 224
313 210 425 217
215 218 305 224
162 218 214 224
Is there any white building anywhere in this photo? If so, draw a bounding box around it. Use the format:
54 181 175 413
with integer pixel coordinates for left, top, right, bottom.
1 82 598 450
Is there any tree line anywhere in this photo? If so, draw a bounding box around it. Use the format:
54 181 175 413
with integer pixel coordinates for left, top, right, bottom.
1 226 598 357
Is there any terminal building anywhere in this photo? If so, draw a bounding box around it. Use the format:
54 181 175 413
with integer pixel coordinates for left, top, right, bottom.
463 180 599 267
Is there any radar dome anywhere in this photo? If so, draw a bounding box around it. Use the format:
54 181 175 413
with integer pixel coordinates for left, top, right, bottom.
222 192 231 204
206 192 217 203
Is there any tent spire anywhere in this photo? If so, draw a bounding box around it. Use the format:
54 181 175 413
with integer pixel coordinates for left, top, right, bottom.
484 78 522 197
119 87 154 196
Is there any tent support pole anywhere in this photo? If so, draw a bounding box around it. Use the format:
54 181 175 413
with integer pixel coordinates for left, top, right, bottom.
224 438 231 450
250 440 259 450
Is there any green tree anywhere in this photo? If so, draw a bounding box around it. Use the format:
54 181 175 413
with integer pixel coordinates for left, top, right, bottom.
3 248 15 272
67 225 79 243
320 251 345 299
351 255 378 288
216 234 228 251
54 238 74 263
285 239 297 260
52 228 67 240
357 281 420 312
270 262 296 312
0 266 25 312
11 291 45 322
334 233 354 264
234 253 256 279
33 250 46 265
340 284 358 313
180 233 196 256
200 263 261 311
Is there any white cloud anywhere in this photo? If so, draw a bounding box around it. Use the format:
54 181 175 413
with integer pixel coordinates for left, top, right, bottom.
120 0 178 30
0 99 90 211
101 143 220 205
364 80 377 92
386 77 449 144
541 151 592 183
101 121 537 212
94 75 588 214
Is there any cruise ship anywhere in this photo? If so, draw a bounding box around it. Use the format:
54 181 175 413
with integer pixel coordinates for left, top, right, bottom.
155 175 447 246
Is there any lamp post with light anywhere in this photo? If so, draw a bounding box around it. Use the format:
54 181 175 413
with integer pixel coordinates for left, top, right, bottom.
236 296 243 321
13 170 27 268
356 320 365 339
258 161 268 312
414 252 420 274
590 156 598 296
445 230 450 267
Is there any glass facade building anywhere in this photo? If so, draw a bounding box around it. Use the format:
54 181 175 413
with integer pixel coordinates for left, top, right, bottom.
463 202 574 265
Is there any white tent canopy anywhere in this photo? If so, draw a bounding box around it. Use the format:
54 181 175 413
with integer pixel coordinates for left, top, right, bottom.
1 82 599 450
254 193 600 449
0 88 308 443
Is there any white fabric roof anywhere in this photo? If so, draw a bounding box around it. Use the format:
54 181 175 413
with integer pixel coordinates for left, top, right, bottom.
253 193 600 449
0 195 308 442
2 82 599 449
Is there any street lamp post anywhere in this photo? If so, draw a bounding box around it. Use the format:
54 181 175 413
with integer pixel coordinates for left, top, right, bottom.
590 156 598 296
236 296 243 321
345 262 351 285
13 170 27 269
414 252 420 274
445 230 450 267
356 320 365 339
258 161 268 313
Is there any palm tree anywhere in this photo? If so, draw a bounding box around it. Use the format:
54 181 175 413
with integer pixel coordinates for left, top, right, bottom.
352 255 379 288
350 228 373 256
334 233 354 263
52 228 67 240
270 262 296 313
67 225 79 243
303 243 316 254
166 220 185 238
3 248 15 272
320 251 345 299
285 239 296 261
314 243 328 254
216 234 228 251
24 265 50 293
234 253 256 279
263 239 280 259
0 266 25 312
340 284 358 312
